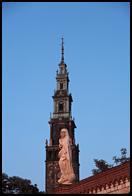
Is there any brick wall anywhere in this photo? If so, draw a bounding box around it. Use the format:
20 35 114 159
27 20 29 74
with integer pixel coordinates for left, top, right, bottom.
54 161 130 194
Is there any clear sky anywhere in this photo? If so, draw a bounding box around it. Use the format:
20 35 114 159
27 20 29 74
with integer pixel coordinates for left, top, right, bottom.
2 2 130 191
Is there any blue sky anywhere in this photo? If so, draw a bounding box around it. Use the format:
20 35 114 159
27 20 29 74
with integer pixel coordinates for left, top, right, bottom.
2 2 130 191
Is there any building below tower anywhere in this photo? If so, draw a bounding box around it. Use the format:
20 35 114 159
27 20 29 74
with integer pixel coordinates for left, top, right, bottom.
53 161 130 194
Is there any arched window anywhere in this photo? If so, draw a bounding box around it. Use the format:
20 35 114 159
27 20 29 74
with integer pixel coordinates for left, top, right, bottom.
58 102 63 112
60 83 63 90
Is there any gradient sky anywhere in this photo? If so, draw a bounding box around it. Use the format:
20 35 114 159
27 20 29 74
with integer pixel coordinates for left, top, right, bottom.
2 2 130 191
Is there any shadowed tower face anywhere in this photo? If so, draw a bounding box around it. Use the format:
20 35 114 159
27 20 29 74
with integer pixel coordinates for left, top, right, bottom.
45 38 79 193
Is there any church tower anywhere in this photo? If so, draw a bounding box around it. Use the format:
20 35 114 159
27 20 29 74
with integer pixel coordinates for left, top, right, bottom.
45 38 79 193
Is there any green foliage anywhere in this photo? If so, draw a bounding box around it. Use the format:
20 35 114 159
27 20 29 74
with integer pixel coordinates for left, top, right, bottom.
92 159 112 175
113 148 130 165
2 173 39 194
92 148 129 175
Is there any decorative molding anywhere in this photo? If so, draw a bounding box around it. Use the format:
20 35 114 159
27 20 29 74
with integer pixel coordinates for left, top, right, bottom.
54 161 130 194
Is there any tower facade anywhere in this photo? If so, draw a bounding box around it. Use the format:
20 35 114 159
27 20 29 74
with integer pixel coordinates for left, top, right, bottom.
45 38 79 193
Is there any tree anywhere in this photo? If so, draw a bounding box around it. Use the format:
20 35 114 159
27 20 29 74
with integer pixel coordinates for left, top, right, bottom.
2 173 39 194
113 148 130 165
92 159 112 175
92 148 130 175
2 173 10 193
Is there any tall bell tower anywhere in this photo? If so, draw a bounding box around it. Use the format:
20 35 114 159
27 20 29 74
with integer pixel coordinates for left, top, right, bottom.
45 38 79 193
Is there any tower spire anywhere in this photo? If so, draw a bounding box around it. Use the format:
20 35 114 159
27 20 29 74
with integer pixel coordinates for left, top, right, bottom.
61 37 64 63
45 39 79 193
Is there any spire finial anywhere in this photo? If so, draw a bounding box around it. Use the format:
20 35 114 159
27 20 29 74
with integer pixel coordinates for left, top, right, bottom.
61 37 64 63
